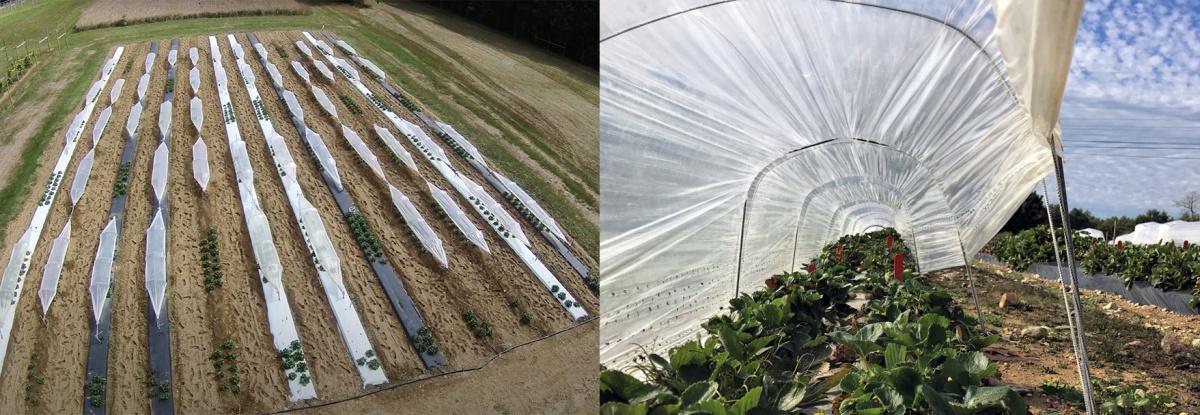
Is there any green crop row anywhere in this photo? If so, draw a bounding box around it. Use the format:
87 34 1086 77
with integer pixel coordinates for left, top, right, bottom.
462 308 492 338
344 210 386 264
199 228 224 292
988 225 1200 309
0 55 34 97
210 339 242 395
112 161 132 197
601 229 1027 414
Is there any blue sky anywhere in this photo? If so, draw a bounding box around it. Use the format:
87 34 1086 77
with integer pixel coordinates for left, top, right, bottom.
1044 0 1200 218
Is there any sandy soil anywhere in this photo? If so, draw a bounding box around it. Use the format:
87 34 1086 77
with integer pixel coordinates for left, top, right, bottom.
0 41 143 414
278 31 599 317
268 32 544 369
189 35 293 413
75 0 309 30
294 320 599 415
358 3 598 222
928 263 1200 413
307 26 599 277
1 31 600 414
215 33 365 403
284 29 600 316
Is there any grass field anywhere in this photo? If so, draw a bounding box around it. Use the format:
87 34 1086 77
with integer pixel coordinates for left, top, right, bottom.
0 0 598 261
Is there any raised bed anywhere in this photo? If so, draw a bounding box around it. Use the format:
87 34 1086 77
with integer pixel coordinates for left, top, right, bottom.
84 41 158 415
978 254 1197 315
209 34 317 401
0 46 125 377
228 33 387 387
141 37 180 415
246 32 448 369
322 32 594 288
302 31 588 320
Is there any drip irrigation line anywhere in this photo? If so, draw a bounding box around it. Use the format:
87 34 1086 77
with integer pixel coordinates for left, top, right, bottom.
264 317 598 415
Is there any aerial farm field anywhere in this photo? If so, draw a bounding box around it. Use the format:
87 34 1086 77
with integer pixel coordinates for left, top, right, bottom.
0 1 598 414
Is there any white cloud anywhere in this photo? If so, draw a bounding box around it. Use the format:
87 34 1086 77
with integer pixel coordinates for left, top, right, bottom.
1054 0 1200 218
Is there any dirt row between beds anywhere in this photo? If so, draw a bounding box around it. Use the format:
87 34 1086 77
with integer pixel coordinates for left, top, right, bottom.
301 30 600 312
0 42 144 415
267 31 598 315
0 31 598 414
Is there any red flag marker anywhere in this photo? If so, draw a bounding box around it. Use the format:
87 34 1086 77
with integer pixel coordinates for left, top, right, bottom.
806 263 816 273
893 253 905 282
1117 240 1124 251
886 234 893 248
836 244 844 262
1184 240 1190 249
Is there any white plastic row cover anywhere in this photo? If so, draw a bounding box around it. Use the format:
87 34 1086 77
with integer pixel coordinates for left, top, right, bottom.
498 172 566 240
295 41 312 58
464 174 530 247
65 105 87 145
239 62 255 85
331 56 357 80
144 52 156 75
389 185 448 268
428 182 489 253
101 55 117 80
193 137 210 192
168 49 177 67
267 63 283 89
245 202 284 291
291 61 310 84
373 125 418 173
359 58 385 81
342 125 385 180
436 122 487 164
335 39 356 56
189 47 199 67
158 101 173 140
312 39 333 56
190 97 203 131
151 142 168 204
125 102 143 139
283 90 304 122
305 128 343 191
313 60 334 82
137 73 150 101
92 106 112 147
37 220 70 317
231 139 254 184
190 67 200 94
254 42 269 60
110 79 124 104
312 85 337 119
145 211 167 318
268 133 297 179
70 149 96 207
397 118 447 162
215 66 228 93
295 194 345 290
231 40 245 60
89 218 118 324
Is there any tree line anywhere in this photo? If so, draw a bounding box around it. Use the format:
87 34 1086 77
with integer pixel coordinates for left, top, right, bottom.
1001 190 1200 239
418 0 599 69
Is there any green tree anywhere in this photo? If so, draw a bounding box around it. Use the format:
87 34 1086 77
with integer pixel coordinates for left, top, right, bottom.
1001 193 1048 233
1134 209 1172 224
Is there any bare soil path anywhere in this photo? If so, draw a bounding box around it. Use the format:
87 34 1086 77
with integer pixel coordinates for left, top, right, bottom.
929 263 1200 413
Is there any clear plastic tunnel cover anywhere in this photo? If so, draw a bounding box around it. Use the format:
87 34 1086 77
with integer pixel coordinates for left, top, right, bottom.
598 0 1056 366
